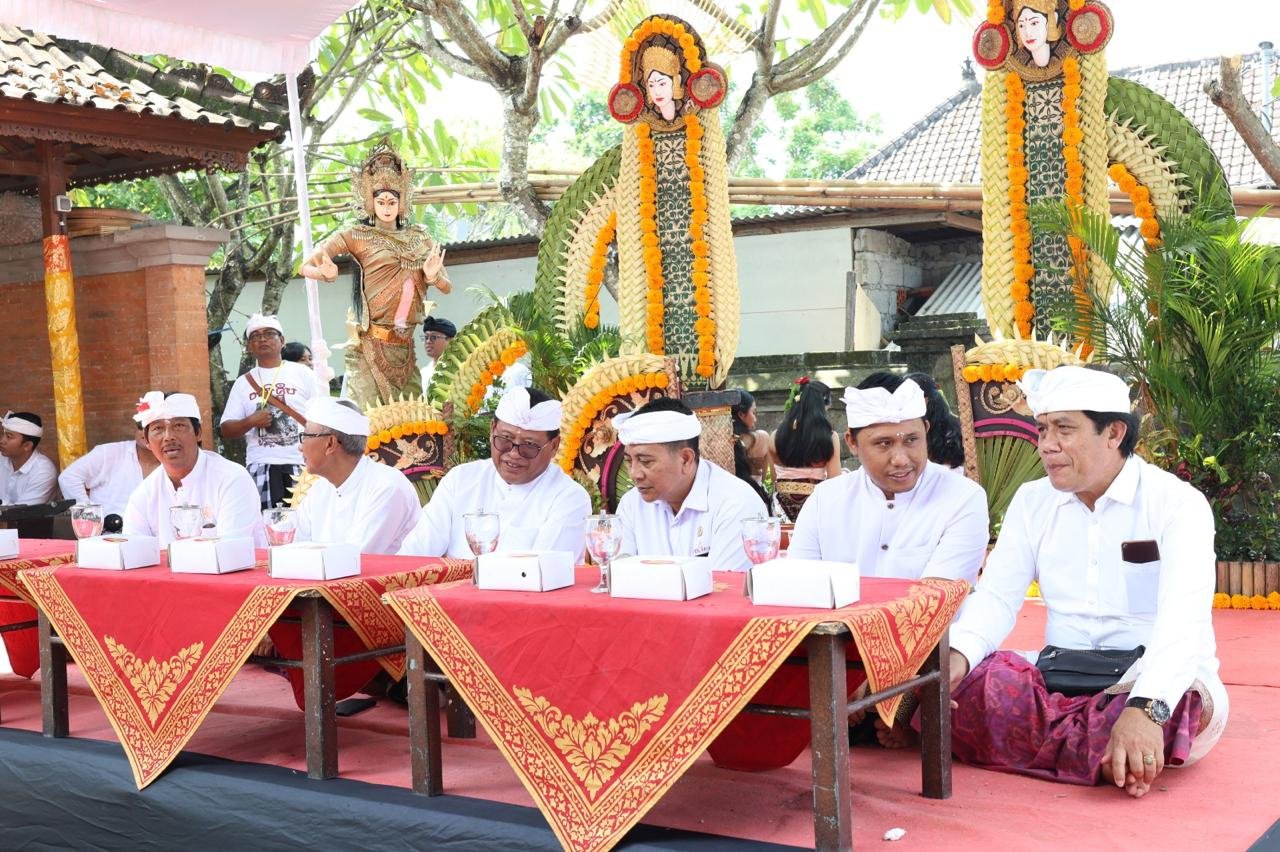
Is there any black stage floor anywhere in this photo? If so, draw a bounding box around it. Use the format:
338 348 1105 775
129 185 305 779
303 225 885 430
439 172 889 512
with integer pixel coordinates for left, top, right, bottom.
0 729 802 851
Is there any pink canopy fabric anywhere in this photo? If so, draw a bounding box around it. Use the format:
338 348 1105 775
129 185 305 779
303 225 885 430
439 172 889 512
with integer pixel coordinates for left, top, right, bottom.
0 0 359 73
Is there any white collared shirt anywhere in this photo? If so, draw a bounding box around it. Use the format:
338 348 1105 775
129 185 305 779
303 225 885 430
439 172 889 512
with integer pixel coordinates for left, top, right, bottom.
617 459 764 572
788 461 988 583
950 455 1221 709
123 451 264 547
0 451 59 505
397 459 591 559
58 440 147 517
298 456 421 555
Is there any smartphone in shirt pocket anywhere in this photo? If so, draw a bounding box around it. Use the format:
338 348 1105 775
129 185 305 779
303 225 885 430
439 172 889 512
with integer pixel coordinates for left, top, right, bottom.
1121 539 1161 614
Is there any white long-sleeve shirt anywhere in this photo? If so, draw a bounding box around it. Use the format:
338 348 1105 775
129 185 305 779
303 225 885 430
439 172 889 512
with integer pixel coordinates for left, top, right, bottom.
58 440 148 517
397 459 591 559
787 461 989 583
950 455 1222 710
297 456 421 555
0 451 59 505
123 451 264 548
616 459 764 573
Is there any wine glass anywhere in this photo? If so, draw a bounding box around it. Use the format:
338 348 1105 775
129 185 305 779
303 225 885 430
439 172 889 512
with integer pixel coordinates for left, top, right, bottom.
170 504 205 542
263 507 298 546
585 514 622 594
463 511 500 557
741 517 781 566
70 503 104 539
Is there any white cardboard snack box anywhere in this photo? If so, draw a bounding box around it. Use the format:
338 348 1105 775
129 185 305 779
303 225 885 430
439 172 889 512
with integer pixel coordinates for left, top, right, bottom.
169 536 257 575
268 542 361 581
0 529 18 559
610 555 712 601
75 534 161 570
474 550 575 592
747 558 860 609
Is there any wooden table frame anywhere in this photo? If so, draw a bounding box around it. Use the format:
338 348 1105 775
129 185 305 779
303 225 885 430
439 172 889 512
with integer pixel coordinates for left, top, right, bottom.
403 620 952 851
37 591 474 780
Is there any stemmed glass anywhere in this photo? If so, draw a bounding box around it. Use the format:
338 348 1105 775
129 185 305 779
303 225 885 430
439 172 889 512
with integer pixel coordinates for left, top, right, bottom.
463 511 500 557
70 503 104 539
263 507 298 546
585 514 622 594
170 504 205 542
741 517 782 566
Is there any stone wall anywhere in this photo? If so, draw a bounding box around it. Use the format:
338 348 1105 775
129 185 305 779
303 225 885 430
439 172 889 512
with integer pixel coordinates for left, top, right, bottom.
851 229 920 342
0 226 227 466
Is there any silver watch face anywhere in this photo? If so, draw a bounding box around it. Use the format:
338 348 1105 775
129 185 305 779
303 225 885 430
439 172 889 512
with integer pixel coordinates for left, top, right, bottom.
1149 699 1172 725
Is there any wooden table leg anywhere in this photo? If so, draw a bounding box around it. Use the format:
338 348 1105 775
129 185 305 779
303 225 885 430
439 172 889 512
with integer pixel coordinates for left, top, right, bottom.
300 596 337 780
445 684 476 739
406 628 443 796
918 628 953 799
807 631 852 852
38 610 68 738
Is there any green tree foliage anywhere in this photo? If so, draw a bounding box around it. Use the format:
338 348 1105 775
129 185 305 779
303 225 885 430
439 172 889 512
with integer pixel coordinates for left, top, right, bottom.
774 80 881 179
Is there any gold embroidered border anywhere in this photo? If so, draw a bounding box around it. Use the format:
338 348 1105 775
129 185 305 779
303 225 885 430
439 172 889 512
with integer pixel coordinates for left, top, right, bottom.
318 560 473 679
389 588 830 852
20 566 297 788
0 551 76 605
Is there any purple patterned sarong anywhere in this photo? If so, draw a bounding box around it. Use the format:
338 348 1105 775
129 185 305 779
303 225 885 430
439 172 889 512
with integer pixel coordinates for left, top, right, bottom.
950 651 1202 785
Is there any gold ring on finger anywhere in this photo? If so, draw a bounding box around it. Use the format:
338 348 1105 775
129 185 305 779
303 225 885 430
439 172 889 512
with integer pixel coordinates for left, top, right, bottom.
1142 754 1155 765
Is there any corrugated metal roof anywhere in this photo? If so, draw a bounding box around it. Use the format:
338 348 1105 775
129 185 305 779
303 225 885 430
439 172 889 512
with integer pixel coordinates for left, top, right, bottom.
918 261 983 317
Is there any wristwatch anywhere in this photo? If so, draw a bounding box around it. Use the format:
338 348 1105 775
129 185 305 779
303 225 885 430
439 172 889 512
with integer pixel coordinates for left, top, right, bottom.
1125 696 1171 725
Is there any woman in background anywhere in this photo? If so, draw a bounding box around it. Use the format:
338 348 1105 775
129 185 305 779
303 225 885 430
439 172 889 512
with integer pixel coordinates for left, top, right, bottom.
769 378 842 521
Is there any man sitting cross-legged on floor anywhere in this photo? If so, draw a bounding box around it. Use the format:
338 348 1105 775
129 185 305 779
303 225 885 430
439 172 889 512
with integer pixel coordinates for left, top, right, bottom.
946 365 1228 797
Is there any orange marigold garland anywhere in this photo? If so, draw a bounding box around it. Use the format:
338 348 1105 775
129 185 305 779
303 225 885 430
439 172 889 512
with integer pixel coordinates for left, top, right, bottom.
986 0 1004 24
685 113 715 379
559 372 671 472
464 339 529 412
962 363 1028 384
583 212 617 330
1005 72 1034 338
1108 162 1162 248
366 420 448 452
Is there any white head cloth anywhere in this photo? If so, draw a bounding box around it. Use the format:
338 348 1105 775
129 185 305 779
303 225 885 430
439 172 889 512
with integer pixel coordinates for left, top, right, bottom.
246 313 284 335
1018 366 1131 417
1 411 42 438
134 392 201 428
842 381 926 429
614 409 702 445
306 397 371 437
494 386 562 432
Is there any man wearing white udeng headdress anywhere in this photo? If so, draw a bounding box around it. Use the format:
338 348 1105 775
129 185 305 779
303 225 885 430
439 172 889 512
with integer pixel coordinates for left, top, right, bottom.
946 365 1227 798
219 313 319 510
123 391 264 547
296 398 420 554
614 397 763 572
398 386 591 558
0 411 58 504
787 371 989 583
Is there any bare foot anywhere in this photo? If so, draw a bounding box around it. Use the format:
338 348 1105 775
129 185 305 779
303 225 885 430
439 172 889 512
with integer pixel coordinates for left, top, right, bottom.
874 717 919 749
848 681 870 726
1124 778 1151 798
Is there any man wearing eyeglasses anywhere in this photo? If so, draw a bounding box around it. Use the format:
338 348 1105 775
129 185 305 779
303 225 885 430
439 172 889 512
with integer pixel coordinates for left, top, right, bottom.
419 316 457 391
123 391 263 547
295 397 420 554
219 314 319 509
398 385 590 558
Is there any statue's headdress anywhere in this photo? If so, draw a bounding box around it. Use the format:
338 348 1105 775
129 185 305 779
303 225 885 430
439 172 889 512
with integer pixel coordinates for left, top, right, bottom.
351 139 414 220
608 15 726 127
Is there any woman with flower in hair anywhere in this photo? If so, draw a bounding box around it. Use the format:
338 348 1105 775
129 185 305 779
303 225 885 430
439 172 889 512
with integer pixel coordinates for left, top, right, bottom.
769 378 843 521
300 140 452 407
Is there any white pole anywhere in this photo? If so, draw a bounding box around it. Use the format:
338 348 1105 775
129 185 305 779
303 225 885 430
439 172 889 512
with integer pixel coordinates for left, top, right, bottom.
286 72 334 387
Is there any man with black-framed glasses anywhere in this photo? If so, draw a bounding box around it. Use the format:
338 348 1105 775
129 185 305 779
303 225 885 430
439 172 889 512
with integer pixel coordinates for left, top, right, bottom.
419 316 456 391
398 385 590 558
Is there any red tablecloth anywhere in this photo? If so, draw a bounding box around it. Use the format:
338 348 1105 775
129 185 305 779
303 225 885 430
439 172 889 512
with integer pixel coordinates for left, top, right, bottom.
0 539 77 677
386 570 967 852
19 553 471 788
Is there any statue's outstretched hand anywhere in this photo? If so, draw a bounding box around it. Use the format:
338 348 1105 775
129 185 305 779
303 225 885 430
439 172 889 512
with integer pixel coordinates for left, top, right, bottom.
302 252 339 281
423 245 450 293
